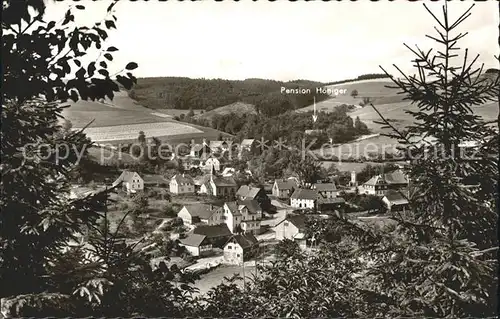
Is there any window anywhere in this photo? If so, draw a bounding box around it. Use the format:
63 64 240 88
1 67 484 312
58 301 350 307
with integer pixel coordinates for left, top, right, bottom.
284 222 289 226
237 254 240 258
227 245 232 249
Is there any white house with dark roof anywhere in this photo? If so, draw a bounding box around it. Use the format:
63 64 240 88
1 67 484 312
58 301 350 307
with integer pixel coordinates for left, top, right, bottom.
169 174 195 194
363 169 409 196
178 234 213 257
272 179 297 199
200 174 237 198
382 190 409 212
223 233 259 265
112 170 143 194
177 203 224 226
273 214 308 249
192 224 233 248
223 200 263 234
203 157 221 172
290 188 318 209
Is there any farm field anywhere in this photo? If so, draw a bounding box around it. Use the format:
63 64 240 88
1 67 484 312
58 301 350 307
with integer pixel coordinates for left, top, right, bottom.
82 122 204 143
61 90 231 144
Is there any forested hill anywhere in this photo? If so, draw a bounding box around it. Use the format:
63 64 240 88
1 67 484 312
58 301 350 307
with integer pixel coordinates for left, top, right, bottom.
127 77 331 113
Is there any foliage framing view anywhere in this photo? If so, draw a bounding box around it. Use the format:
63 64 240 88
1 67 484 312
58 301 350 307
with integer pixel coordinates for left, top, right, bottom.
1 1 499 318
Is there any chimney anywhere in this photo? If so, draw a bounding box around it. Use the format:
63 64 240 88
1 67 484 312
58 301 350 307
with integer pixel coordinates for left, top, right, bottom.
210 204 214 210
202 138 207 146
351 171 357 185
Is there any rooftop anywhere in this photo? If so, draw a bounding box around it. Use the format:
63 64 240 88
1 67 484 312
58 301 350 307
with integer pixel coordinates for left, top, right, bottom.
183 203 222 220
290 188 318 200
226 233 259 249
179 234 207 247
193 224 232 238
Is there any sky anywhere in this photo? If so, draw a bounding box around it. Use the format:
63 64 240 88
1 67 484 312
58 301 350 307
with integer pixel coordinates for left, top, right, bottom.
44 0 499 83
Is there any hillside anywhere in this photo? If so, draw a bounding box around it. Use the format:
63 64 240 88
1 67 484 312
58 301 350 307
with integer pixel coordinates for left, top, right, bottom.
300 74 499 160
128 77 331 116
61 90 232 144
193 101 257 122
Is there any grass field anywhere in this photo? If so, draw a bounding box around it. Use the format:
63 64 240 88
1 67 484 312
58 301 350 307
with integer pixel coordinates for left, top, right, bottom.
61 90 231 144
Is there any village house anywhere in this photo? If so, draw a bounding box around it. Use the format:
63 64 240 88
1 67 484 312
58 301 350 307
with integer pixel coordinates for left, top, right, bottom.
192 224 233 248
290 188 318 210
272 179 297 199
223 233 259 265
200 174 237 198
112 170 144 194
223 200 263 235
363 169 409 196
317 197 346 212
236 185 271 211
238 138 258 158
178 234 213 257
382 190 409 212
273 214 307 249
190 140 211 158
209 140 230 154
169 174 195 194
312 182 338 198
177 203 224 226
203 157 221 172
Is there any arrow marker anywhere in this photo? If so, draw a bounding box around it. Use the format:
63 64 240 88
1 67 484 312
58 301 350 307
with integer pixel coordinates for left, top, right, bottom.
312 96 318 122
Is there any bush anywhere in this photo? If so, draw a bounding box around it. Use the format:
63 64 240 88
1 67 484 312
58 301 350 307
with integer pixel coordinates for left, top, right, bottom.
161 203 178 217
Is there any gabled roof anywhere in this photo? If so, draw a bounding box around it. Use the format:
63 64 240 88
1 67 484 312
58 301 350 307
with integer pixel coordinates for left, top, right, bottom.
236 185 262 199
179 234 208 247
226 233 258 249
240 139 255 147
237 199 261 214
212 176 237 187
384 170 408 184
318 197 346 205
274 179 296 190
364 175 385 186
225 201 241 216
113 170 140 184
193 224 232 238
209 140 228 149
276 214 307 230
383 190 409 205
182 203 221 220
171 174 194 185
290 188 318 200
313 183 337 192
364 170 408 186
191 143 209 152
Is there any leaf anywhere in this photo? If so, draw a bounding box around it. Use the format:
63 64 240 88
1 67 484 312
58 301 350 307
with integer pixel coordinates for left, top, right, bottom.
47 21 56 30
116 75 133 90
75 67 86 79
104 53 113 61
107 46 118 52
105 20 116 29
100 61 107 68
87 62 96 77
76 5 85 10
74 60 81 67
98 69 109 77
125 62 138 70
